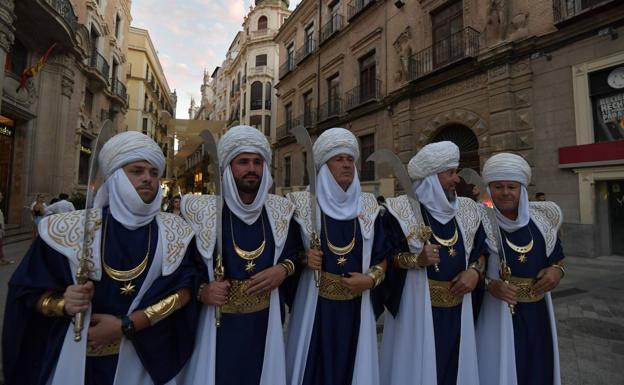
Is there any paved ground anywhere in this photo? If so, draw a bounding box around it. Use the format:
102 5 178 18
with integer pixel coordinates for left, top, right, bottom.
0 239 623 384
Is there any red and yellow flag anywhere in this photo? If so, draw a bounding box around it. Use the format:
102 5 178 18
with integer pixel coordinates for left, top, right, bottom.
16 42 57 92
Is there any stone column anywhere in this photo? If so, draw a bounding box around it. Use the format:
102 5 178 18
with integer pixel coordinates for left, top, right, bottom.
0 0 16 112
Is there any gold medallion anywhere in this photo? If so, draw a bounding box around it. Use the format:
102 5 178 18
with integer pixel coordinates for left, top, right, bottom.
448 246 457 257
120 281 136 296
518 254 527 263
245 260 256 273
337 256 347 266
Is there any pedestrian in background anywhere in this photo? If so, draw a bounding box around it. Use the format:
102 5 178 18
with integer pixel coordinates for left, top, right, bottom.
30 194 46 239
44 193 76 216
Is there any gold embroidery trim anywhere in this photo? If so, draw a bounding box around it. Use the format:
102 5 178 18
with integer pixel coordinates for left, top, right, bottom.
87 340 120 357
222 279 270 314
509 276 545 303
428 279 463 308
318 271 360 301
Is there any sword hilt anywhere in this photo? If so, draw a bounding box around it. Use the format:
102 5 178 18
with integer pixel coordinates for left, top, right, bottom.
310 233 321 288
214 255 225 327
73 262 90 342
500 262 516 316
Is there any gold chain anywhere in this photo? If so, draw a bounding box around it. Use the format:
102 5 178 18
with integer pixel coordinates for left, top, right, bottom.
101 212 151 295
503 227 534 263
322 213 356 266
230 211 266 273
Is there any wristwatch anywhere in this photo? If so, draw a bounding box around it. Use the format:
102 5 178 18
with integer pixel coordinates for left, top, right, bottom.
120 315 136 340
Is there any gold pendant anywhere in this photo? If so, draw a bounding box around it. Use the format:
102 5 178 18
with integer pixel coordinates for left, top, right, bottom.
245 260 256 273
518 254 527 263
448 247 457 257
337 256 347 266
120 281 136 296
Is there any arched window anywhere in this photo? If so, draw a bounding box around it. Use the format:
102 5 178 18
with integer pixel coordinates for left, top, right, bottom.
258 16 268 30
251 81 263 110
265 82 272 109
431 124 479 171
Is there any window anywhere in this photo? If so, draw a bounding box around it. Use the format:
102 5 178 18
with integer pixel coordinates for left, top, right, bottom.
5 39 27 77
327 74 340 115
360 134 375 181
142 118 148 135
590 65 624 142
85 88 94 115
303 152 309 185
305 24 315 54
251 81 263 110
264 115 271 136
431 1 464 67
258 16 268 30
265 82 272 109
250 115 262 131
242 92 247 116
284 156 292 187
78 136 92 185
303 91 314 127
359 52 377 101
115 14 122 39
256 54 267 67
286 43 295 70
285 103 293 129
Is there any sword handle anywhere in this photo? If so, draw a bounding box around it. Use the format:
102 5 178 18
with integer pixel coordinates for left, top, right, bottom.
214 255 225 327
418 225 439 272
310 233 321 288
500 262 516 316
73 263 89 342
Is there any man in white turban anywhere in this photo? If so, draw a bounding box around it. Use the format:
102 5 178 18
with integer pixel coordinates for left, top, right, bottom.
285 127 389 385
476 153 564 385
179 125 300 385
380 140 487 385
2 131 198 385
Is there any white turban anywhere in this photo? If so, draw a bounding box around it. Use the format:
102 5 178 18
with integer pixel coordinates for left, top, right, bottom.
482 153 531 186
408 141 459 181
482 153 531 232
218 125 273 225
217 125 272 171
99 131 165 179
312 127 359 169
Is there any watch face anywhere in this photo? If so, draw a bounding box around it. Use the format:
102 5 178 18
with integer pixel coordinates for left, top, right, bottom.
607 67 624 89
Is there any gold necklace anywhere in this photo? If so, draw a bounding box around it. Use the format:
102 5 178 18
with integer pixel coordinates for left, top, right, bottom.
101 213 151 296
430 219 459 257
230 211 266 273
322 213 356 266
504 228 534 263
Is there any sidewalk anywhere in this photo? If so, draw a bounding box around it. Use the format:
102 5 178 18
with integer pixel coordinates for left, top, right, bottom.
0 241 623 384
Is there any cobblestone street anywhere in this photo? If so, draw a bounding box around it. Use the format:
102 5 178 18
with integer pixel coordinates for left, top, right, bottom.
1 241 623 384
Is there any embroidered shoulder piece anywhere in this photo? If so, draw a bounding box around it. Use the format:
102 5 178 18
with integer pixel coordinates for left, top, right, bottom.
385 195 422 242
157 212 194 275
478 205 497 244
455 197 482 257
529 202 563 257
358 193 379 240
181 194 218 259
287 191 315 238
265 194 295 248
39 209 103 278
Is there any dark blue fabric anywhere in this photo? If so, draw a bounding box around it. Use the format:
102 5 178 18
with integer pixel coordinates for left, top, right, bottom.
383 204 487 385
2 208 200 385
213 203 300 385
302 214 388 385
502 220 564 385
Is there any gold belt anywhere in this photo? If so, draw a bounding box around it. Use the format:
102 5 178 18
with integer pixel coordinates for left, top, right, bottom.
87 340 120 357
428 279 463 308
222 279 270 314
509 276 545 303
318 271 360 301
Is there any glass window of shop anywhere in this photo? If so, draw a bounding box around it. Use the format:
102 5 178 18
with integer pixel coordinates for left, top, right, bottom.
590 65 624 143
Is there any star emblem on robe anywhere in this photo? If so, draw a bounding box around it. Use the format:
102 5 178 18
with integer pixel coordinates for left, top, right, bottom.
120 281 136 296
518 254 527 263
448 247 457 257
337 256 347 266
245 260 256 273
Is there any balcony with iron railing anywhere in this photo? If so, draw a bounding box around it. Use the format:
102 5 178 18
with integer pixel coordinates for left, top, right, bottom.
251 100 263 110
552 0 617 23
347 0 377 21
296 40 317 64
279 57 296 80
276 117 301 140
87 51 110 85
318 98 343 121
44 0 78 33
249 66 272 77
321 14 344 43
302 110 317 128
345 79 381 110
408 27 479 82
111 79 128 106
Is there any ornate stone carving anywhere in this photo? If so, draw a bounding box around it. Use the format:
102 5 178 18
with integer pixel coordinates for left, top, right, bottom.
418 108 488 149
485 0 508 46
393 26 412 83
508 12 529 41
412 74 488 106
0 0 15 52
61 76 74 97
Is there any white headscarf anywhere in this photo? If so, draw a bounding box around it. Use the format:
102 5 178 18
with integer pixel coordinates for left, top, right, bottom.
482 153 532 232
94 131 165 230
409 141 460 224
313 128 361 220
218 125 273 225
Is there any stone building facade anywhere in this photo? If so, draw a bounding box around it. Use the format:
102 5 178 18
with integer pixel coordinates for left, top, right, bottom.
274 0 624 257
125 26 176 180
0 0 130 225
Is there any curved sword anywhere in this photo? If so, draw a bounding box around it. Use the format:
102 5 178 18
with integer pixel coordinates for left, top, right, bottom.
367 149 439 272
74 120 114 342
292 125 321 287
200 129 225 326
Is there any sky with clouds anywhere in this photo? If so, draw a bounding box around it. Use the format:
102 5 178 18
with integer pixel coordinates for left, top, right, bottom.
131 0 301 118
